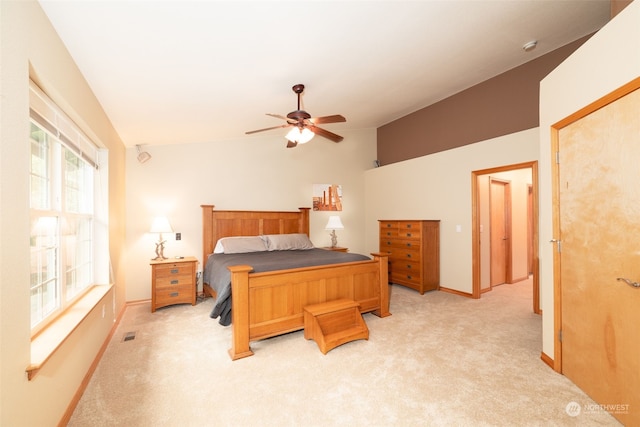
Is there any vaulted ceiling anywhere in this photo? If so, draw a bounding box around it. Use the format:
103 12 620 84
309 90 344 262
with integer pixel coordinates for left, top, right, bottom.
39 0 611 147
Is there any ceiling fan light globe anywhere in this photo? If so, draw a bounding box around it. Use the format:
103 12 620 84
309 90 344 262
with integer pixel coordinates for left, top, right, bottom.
285 127 314 144
298 128 314 144
285 127 301 141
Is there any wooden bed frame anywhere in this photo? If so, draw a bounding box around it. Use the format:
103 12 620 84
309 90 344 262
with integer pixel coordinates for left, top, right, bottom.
201 205 391 360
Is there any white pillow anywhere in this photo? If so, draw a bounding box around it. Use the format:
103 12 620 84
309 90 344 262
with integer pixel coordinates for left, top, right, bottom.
213 236 267 254
262 233 315 251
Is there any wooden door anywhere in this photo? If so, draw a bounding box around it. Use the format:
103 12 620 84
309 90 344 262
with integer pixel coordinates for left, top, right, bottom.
556 86 640 425
527 185 533 275
490 179 510 286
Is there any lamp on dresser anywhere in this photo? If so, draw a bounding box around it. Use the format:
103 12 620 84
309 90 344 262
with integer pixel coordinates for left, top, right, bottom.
325 215 344 248
150 216 173 260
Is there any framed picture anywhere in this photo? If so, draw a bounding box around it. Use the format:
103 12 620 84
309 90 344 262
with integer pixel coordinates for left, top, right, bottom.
313 184 342 211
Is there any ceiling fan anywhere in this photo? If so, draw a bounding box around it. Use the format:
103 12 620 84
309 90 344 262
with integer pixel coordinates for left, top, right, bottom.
245 84 346 148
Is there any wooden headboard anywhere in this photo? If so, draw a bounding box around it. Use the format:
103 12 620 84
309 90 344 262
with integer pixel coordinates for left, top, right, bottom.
201 205 311 263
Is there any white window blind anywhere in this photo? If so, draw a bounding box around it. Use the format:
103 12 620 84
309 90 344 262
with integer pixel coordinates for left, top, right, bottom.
29 82 98 167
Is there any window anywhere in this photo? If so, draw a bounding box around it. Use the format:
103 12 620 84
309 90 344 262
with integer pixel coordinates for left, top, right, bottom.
29 81 108 334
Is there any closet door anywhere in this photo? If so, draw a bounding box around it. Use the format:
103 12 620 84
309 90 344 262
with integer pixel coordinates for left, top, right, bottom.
490 179 510 286
558 86 640 425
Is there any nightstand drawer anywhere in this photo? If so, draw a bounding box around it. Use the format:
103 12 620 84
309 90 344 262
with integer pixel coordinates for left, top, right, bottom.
155 284 193 306
155 273 193 289
154 264 193 278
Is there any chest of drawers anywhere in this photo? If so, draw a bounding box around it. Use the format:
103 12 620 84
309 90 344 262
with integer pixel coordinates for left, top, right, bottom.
379 220 440 294
150 257 198 312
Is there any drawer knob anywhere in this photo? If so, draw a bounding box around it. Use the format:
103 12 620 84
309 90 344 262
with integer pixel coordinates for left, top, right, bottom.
407 254 412 258
407 224 412 228
386 241 391 245
407 265 411 269
170 292 179 297
407 275 412 279
171 280 179 284
170 269 179 274
406 243 412 247
386 224 391 227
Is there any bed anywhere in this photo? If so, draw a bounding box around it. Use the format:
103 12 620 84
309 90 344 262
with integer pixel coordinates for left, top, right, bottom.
201 205 391 360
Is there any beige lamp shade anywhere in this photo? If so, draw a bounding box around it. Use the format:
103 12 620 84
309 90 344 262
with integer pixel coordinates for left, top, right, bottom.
150 216 173 234
325 216 344 230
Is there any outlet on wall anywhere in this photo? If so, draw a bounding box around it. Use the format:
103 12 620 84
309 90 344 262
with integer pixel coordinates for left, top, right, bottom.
176 232 181 240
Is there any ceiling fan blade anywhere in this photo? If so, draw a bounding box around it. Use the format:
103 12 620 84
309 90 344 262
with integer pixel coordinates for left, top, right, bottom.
286 140 298 148
245 123 292 135
308 125 343 143
307 115 346 125
266 113 299 124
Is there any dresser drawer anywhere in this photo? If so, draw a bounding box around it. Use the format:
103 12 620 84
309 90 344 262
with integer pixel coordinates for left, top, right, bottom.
391 271 421 286
380 227 398 238
390 261 422 285
390 259 422 274
391 247 421 260
397 222 422 239
380 238 421 251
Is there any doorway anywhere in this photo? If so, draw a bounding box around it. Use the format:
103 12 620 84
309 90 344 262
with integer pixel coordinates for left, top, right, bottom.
472 162 539 314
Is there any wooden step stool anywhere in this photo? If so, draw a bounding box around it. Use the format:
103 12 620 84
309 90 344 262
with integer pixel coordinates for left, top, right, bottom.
303 299 369 354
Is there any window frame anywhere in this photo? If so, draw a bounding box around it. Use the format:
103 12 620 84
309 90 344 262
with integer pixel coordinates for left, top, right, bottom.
29 81 107 336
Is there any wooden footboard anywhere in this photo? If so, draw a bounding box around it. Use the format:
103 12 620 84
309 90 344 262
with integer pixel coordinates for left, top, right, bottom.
227 252 390 360
200 205 391 360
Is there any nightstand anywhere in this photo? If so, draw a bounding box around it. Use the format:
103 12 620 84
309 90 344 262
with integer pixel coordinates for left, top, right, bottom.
321 246 349 253
150 256 198 312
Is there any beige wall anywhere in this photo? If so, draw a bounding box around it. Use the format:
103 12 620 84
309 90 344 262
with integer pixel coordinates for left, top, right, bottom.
125 130 377 301
364 128 539 294
0 1 127 426
539 1 640 358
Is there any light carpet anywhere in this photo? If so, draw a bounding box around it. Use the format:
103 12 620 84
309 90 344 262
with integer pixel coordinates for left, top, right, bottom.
68 280 619 426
